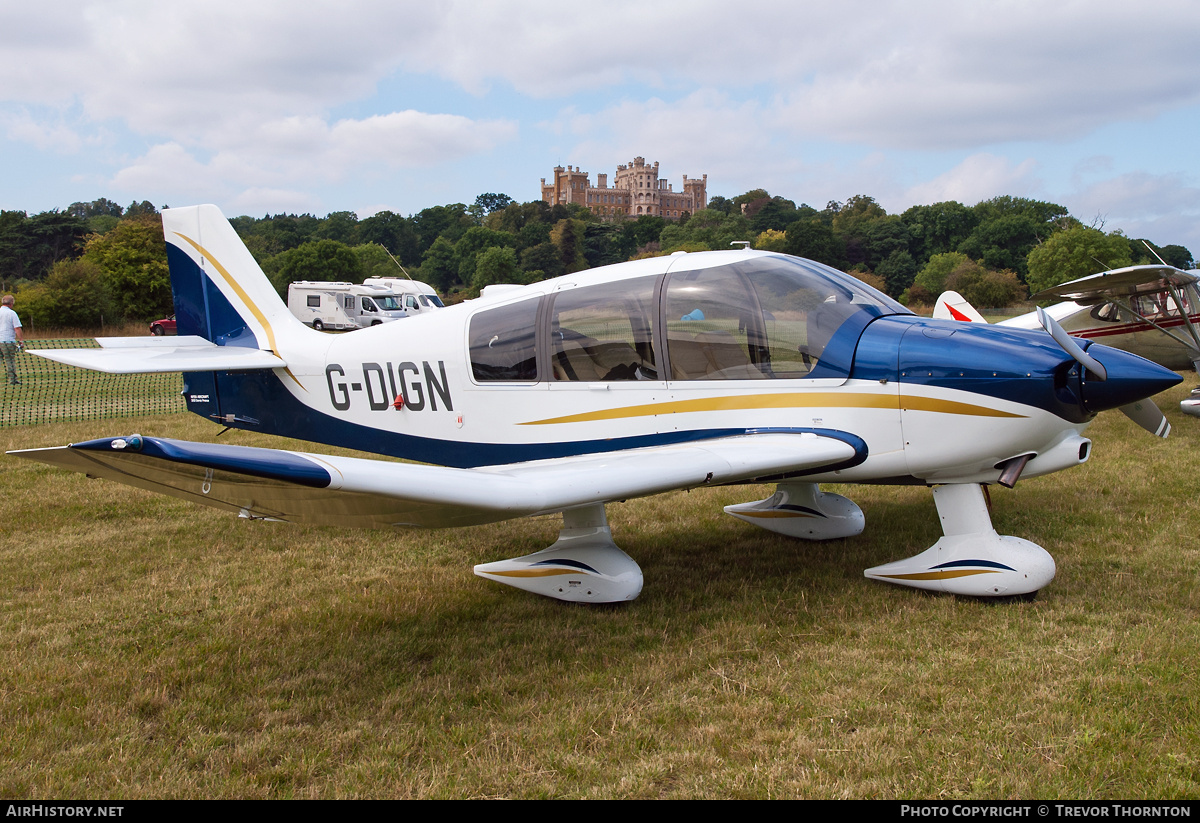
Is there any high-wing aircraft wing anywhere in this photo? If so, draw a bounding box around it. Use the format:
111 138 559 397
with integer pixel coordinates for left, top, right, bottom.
1030 264 1199 303
11 430 860 530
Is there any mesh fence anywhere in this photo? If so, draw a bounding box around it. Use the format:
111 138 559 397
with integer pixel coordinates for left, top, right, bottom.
0 339 185 427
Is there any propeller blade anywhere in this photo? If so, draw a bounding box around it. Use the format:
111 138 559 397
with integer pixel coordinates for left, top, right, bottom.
1037 306 1107 381
1120 399 1171 438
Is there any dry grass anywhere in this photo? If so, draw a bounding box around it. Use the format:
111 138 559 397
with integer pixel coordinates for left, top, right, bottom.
23 321 151 340
1 378 1199 798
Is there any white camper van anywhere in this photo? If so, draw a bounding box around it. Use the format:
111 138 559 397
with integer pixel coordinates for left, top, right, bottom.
287 282 409 330
362 277 445 317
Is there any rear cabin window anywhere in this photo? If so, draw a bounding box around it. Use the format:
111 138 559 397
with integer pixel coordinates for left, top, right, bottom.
306 295 321 308
550 276 658 381
469 297 540 382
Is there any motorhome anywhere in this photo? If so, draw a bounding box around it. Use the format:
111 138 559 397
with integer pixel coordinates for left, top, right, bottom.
286 282 409 330
362 277 445 317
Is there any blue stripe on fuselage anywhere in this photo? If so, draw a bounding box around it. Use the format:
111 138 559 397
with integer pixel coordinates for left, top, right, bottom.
184 368 868 469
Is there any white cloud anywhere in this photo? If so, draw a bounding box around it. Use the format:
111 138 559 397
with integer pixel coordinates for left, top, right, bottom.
562 91 773 185
903 154 1041 208
3 110 86 153
1065 170 1200 252
108 111 516 204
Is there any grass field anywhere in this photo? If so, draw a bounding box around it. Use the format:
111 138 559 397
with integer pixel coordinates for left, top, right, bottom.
1 378 1198 799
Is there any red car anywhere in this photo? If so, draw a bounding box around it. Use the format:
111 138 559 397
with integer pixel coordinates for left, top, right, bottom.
149 315 177 336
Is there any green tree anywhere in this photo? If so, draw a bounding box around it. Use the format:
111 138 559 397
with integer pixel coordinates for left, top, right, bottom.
1025 227 1133 295
314 210 359 244
521 242 564 280
909 252 973 302
353 243 407 280
754 229 788 252
706 195 734 215
265 239 363 296
944 260 1026 308
19 258 114 328
418 236 461 293
357 210 419 265
472 246 522 291
900 201 978 264
876 249 917 297
550 218 588 273
957 215 1046 279
82 216 171 320
474 193 515 215
454 226 517 285
784 219 844 268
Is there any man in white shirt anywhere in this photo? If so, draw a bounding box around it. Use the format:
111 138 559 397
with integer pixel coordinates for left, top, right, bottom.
1 294 24 385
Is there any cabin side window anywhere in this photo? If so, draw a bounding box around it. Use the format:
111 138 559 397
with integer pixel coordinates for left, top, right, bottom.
469 297 540 382
550 276 658 381
1090 302 1124 322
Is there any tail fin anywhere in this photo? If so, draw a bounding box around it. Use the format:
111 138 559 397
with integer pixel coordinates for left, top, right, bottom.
163 205 303 352
932 290 988 324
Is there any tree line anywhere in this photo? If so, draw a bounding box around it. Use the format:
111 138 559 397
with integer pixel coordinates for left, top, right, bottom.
1 191 1193 330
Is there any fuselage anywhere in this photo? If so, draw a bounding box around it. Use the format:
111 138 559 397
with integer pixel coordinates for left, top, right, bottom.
180 250 1180 488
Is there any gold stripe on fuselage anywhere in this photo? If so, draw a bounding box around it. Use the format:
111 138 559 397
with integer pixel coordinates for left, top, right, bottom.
519 392 1025 426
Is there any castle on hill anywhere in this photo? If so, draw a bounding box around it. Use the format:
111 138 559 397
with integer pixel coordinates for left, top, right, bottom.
540 157 707 220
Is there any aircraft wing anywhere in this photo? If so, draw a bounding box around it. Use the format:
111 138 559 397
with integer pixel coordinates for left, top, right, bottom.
9 431 862 530
1031 264 1199 302
29 336 286 373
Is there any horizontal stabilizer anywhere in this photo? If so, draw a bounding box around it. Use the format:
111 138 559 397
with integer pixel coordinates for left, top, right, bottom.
30 336 285 373
9 430 861 530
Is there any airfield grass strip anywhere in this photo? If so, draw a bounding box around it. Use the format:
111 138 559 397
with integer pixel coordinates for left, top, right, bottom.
0 378 1198 798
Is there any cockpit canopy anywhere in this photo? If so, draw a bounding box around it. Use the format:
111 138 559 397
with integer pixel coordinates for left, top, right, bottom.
469 254 909 383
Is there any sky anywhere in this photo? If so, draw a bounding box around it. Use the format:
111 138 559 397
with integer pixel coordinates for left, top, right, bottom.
3 0 1199 254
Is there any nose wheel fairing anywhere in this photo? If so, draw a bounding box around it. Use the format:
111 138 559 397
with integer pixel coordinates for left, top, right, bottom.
864 483 1055 596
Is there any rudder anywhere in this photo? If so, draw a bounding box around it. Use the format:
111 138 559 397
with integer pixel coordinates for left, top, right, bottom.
163 205 301 352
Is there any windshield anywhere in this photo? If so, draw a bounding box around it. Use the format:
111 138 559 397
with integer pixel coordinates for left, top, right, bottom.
369 295 403 310
664 256 908 380
420 294 445 308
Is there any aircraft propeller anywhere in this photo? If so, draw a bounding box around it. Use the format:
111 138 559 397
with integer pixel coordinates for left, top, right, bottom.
1037 306 1171 438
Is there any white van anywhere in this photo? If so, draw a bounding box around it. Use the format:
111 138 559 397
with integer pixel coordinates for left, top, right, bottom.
287 282 409 330
362 277 445 317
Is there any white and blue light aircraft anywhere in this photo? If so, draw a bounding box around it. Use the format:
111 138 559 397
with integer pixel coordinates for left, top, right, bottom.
10 206 1182 602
